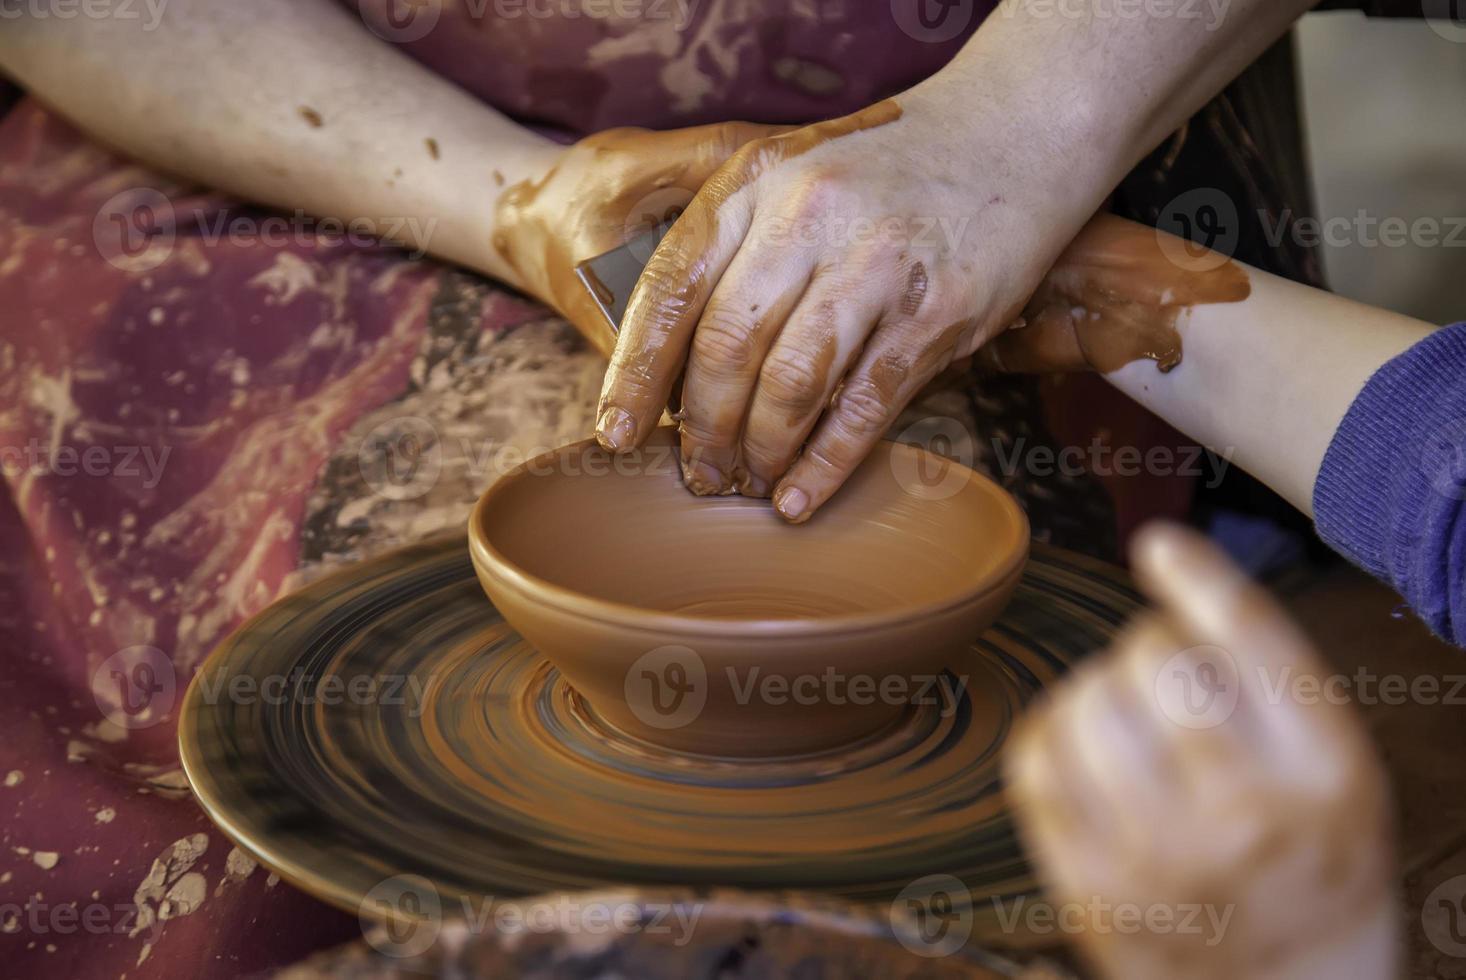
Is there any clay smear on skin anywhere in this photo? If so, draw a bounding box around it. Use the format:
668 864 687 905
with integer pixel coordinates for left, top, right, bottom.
985 215 1252 374
493 122 793 356
611 101 904 418
493 133 699 356
493 104 902 367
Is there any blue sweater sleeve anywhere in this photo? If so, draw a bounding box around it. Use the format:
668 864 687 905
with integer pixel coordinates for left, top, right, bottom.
1313 321 1466 648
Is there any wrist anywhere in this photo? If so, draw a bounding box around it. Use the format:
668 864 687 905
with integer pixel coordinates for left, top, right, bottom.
480 139 565 296
907 7 1157 203
901 74 1123 260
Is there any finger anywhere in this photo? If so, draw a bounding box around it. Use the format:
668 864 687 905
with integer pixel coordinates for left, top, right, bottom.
593 190 746 450
737 266 885 497
675 229 815 495
1130 521 1317 681
770 313 976 523
1129 521 1361 767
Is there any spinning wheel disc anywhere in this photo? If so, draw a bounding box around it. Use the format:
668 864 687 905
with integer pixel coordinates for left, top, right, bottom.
179 536 1140 939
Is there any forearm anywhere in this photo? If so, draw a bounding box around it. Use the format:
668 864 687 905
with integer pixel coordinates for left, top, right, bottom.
1104 263 1430 515
0 0 557 287
902 0 1320 248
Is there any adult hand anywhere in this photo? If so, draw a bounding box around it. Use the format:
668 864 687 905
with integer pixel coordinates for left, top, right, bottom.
593 94 1089 522
493 121 785 357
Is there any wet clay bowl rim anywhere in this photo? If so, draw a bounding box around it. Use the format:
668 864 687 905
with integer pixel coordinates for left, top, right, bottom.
467 431 1031 640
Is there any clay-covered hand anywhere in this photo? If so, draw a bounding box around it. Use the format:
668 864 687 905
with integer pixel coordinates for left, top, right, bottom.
591 97 1083 522
975 215 1252 376
493 121 786 357
1005 523 1398 980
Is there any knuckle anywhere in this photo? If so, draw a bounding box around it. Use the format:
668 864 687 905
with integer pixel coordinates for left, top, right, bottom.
783 180 840 231
606 351 659 399
831 377 892 434
691 311 761 373
676 413 730 449
759 351 825 409
740 430 796 475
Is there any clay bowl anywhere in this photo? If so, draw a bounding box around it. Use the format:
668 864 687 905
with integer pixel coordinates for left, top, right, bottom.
468 428 1028 757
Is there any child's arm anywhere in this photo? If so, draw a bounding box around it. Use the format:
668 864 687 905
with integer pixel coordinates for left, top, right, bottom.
1104 251 1431 517
986 216 1463 645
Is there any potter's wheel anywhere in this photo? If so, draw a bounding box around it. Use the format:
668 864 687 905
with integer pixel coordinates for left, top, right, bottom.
179 535 1139 940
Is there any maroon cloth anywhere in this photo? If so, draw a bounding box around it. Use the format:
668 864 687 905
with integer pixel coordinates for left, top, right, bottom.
348 0 996 135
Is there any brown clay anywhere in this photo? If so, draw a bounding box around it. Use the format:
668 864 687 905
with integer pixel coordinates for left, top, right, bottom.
469 427 1028 757
980 214 1252 374
493 122 788 355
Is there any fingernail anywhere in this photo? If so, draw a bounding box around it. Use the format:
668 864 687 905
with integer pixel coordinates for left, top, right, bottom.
734 468 771 498
682 458 727 496
595 406 636 452
773 485 810 524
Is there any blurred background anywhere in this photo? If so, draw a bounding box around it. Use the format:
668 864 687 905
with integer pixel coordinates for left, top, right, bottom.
1299 12 1466 323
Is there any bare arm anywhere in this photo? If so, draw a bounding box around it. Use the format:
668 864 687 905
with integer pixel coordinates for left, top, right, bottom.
1105 266 1430 514
0 0 557 289
984 216 1434 515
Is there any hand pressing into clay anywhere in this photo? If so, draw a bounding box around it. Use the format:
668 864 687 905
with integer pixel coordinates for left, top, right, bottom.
592 95 1092 522
1005 523 1398 980
493 121 786 357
